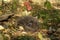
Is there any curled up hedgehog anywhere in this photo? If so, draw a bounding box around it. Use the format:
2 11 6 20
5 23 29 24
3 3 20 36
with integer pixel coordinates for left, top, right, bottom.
14 16 40 32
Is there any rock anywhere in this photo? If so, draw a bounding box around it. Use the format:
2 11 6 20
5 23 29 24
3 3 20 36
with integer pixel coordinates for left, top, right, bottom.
15 16 40 32
0 25 4 30
0 13 14 22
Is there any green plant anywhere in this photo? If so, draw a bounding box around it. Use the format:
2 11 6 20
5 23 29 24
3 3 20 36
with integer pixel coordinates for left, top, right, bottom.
31 3 60 29
11 0 19 12
44 0 52 9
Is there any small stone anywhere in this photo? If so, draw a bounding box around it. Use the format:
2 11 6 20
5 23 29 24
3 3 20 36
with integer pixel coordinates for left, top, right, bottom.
19 26 24 31
0 25 5 30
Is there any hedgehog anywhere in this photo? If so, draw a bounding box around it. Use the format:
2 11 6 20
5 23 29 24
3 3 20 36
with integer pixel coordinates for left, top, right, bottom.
15 16 40 32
